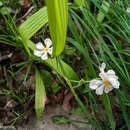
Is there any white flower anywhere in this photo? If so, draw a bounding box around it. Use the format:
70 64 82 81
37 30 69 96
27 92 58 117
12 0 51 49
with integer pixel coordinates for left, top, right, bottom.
34 38 53 60
89 63 120 95
126 7 130 13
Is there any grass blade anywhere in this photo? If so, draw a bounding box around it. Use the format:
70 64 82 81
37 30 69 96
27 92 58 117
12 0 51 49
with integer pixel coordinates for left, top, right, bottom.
101 94 115 130
115 90 130 130
74 0 85 6
67 37 96 78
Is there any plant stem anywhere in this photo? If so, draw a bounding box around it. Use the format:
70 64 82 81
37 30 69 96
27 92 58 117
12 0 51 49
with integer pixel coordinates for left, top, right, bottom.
101 94 115 130
65 78 95 126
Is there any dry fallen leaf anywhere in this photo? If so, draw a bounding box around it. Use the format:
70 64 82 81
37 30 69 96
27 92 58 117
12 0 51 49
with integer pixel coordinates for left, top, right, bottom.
5 99 17 108
18 0 31 8
62 92 73 112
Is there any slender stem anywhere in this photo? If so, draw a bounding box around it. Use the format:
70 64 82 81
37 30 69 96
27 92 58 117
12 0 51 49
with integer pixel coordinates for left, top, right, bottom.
115 90 130 130
101 94 115 130
65 78 95 126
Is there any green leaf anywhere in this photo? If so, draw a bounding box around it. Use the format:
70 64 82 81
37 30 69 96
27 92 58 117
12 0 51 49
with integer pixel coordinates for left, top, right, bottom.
51 115 89 124
63 45 76 56
51 116 70 124
45 0 68 56
115 90 130 130
0 7 11 15
19 7 48 40
101 94 115 130
74 0 85 6
26 39 78 81
35 68 46 117
96 1 110 24
28 40 78 80
45 58 78 80
67 37 96 78
40 70 52 87
68 14 81 44
26 40 37 50
125 103 130 107
52 82 61 94
18 7 48 56
0 1 3 6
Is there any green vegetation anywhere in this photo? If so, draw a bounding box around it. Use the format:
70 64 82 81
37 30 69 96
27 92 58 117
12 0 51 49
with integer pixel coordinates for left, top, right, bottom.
0 0 130 129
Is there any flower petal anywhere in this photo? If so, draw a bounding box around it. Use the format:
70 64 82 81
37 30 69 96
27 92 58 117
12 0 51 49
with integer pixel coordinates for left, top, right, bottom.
96 85 104 95
89 80 103 90
99 62 106 73
127 7 130 13
44 38 52 48
104 85 113 93
107 70 115 75
99 72 108 81
34 50 44 57
48 47 53 55
36 42 44 49
110 80 120 88
41 53 48 60
108 75 118 80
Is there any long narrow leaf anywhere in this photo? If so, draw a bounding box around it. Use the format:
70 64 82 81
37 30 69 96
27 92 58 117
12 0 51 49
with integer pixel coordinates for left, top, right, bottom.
27 40 78 80
35 68 46 117
19 7 48 40
45 58 78 80
45 0 68 56
67 37 96 78
74 0 85 6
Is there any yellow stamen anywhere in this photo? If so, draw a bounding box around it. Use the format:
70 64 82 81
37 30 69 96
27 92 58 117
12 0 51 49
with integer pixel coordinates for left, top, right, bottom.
104 80 111 88
43 44 48 52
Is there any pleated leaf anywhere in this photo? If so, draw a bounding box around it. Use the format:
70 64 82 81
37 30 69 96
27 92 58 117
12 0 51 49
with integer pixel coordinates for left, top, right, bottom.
45 58 78 80
35 68 46 117
27 40 78 80
45 0 68 56
19 7 48 40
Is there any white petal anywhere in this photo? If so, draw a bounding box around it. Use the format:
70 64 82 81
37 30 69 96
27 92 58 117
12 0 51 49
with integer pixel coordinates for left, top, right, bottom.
34 50 44 57
96 85 104 95
99 72 108 81
110 80 120 88
48 47 53 55
89 80 103 90
108 75 118 80
107 70 115 75
99 62 106 73
126 8 130 13
41 53 48 60
36 42 44 49
108 75 119 85
104 86 113 93
44 38 52 48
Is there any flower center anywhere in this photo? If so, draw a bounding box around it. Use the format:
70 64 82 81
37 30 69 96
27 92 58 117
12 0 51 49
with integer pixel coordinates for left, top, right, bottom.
104 80 111 88
43 44 48 52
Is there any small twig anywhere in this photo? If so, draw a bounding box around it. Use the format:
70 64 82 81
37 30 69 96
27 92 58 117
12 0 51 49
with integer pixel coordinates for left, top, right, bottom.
0 53 13 62
16 6 34 23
